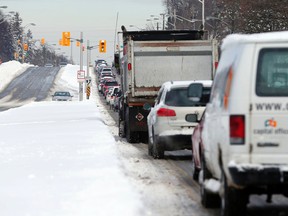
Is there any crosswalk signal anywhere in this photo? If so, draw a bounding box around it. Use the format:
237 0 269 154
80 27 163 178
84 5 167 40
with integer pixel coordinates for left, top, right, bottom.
62 32 71 46
99 40 106 53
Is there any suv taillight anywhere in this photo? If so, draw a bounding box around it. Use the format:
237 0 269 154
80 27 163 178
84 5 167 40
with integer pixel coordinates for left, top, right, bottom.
230 115 245 145
157 108 176 117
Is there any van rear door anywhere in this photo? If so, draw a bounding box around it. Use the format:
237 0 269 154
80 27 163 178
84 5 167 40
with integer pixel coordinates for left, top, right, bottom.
250 45 288 165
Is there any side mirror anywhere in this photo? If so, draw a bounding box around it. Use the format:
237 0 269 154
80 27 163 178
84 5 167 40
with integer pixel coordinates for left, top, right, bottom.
143 103 152 111
188 83 203 102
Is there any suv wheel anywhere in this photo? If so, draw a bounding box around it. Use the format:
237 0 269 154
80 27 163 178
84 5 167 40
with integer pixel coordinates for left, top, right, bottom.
152 135 164 159
148 133 153 156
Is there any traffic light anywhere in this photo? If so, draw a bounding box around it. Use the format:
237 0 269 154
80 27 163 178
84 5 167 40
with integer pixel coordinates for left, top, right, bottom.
41 38 45 45
23 43 28 51
62 32 70 46
76 41 80 47
99 40 106 53
59 39 63 46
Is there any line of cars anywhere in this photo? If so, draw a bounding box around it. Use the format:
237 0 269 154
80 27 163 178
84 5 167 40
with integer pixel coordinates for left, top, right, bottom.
95 60 122 111
97 29 288 215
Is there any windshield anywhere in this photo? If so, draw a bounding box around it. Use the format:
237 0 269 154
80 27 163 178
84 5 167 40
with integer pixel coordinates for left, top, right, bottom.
55 92 70 96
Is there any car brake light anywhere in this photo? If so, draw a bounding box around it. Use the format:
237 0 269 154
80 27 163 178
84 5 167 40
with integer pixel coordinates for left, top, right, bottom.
157 108 176 117
230 115 245 145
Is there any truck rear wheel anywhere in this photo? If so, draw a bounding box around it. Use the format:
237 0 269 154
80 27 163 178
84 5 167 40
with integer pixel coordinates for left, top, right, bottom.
118 120 125 138
125 109 139 143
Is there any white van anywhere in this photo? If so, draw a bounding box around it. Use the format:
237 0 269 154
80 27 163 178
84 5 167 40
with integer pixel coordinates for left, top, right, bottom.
189 31 288 216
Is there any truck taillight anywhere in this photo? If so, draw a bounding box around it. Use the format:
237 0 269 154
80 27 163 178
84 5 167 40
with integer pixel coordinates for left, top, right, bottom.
230 115 245 145
128 63 132 71
157 108 176 117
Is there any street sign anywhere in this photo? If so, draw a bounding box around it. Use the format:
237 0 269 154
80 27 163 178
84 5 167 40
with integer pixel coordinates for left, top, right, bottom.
77 70 85 82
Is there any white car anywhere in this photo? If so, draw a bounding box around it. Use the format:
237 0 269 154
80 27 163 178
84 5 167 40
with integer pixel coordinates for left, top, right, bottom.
44 63 53 67
52 91 73 101
147 80 212 159
196 31 288 216
108 86 120 107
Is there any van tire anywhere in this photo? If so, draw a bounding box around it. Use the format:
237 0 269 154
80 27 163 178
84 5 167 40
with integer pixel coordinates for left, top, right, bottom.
200 155 221 208
221 173 248 216
193 165 200 181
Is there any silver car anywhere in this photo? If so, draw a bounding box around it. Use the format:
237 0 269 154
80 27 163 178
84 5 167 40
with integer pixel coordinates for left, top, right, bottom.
147 80 212 159
52 91 73 101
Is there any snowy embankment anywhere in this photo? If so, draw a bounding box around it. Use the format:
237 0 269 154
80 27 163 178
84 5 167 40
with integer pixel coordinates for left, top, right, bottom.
0 60 33 92
0 62 144 216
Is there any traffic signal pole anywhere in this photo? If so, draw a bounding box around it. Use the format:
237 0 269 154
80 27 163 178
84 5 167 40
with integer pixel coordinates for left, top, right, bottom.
79 32 84 101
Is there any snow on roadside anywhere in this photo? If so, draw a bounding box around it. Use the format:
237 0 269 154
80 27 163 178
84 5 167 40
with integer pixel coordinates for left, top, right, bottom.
0 61 33 92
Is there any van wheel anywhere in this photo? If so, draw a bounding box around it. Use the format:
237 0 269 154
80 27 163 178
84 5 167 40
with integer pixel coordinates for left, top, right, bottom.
152 135 164 159
193 164 200 181
221 173 248 216
200 155 221 208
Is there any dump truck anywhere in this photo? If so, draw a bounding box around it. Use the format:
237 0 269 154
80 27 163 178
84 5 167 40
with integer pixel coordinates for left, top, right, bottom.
117 30 218 143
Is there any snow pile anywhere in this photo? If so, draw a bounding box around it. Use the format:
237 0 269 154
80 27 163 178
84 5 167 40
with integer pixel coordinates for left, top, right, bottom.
0 63 144 216
0 60 33 91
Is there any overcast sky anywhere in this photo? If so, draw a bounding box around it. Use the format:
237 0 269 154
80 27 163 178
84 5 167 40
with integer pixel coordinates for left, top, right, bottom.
1 0 165 64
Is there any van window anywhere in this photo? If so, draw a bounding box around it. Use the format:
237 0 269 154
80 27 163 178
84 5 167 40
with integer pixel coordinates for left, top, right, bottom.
256 48 288 96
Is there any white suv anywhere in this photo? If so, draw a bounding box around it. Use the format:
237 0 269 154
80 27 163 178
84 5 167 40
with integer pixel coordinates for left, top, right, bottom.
147 80 212 159
192 31 288 216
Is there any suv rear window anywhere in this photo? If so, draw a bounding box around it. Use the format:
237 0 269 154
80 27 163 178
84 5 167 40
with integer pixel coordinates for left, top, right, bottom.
256 48 288 96
165 87 211 106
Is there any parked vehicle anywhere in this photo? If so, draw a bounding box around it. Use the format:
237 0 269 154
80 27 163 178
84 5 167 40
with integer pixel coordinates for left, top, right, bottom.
191 31 288 216
147 80 212 159
118 29 218 143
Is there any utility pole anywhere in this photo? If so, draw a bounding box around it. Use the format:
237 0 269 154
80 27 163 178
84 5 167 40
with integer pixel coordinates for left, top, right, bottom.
85 40 92 100
160 13 165 30
79 32 84 101
70 39 74 64
173 9 176 30
198 0 205 29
